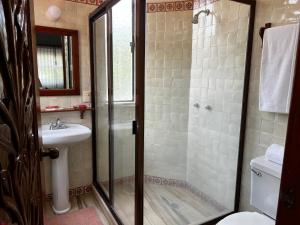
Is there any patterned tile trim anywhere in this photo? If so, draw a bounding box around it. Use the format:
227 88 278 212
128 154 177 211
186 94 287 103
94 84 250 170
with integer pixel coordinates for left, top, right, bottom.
147 0 219 13
45 185 93 200
66 0 103 6
66 0 219 12
144 175 186 188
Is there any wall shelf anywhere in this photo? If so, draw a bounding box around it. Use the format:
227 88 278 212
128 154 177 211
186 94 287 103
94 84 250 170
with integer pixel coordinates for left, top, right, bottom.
41 107 93 119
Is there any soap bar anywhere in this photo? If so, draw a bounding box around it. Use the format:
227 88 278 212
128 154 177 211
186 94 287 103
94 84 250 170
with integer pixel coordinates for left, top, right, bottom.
73 104 87 110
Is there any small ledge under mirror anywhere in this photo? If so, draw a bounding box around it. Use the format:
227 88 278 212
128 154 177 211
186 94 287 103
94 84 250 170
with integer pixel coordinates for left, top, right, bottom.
41 107 93 119
35 26 80 96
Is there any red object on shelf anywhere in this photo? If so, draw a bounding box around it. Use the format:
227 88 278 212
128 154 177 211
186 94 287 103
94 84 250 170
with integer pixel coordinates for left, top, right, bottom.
79 104 88 110
73 104 87 110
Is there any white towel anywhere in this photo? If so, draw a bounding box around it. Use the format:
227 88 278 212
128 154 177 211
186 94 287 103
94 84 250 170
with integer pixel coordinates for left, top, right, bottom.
259 23 300 114
265 144 285 165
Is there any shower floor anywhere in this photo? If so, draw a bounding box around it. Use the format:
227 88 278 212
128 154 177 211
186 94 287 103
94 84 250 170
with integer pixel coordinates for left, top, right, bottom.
114 182 228 225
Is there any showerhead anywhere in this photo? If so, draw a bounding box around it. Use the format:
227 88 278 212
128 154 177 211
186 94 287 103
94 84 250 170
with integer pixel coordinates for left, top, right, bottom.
192 9 211 24
192 16 199 24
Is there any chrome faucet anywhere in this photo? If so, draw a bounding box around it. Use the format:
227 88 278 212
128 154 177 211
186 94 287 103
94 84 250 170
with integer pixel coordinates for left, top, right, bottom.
49 118 67 130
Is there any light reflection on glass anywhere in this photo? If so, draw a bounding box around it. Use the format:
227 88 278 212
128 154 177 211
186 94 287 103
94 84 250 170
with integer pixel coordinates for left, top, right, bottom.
288 0 298 5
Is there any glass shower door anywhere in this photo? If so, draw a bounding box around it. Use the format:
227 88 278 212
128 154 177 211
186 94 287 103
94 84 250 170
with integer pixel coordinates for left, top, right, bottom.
91 0 137 224
93 14 110 198
111 0 136 224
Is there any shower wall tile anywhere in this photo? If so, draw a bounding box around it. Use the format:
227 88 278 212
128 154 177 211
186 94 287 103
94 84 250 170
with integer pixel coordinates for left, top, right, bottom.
186 0 250 209
145 10 193 180
146 0 294 213
239 0 300 211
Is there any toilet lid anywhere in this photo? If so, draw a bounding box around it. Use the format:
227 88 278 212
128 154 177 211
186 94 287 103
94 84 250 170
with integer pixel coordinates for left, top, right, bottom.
217 212 275 225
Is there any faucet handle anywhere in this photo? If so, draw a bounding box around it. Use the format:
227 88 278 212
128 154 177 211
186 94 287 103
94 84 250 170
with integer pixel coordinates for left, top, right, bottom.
56 118 66 129
56 118 61 126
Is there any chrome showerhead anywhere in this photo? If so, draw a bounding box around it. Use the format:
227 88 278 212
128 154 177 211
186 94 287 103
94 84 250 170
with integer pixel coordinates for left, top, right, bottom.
192 16 199 24
192 9 211 24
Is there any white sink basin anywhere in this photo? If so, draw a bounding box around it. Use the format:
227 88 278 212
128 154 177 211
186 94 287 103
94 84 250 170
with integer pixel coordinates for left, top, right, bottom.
41 123 91 215
42 123 91 146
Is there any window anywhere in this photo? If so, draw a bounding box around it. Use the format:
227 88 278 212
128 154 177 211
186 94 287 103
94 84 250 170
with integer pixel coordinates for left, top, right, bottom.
37 47 64 89
112 0 134 102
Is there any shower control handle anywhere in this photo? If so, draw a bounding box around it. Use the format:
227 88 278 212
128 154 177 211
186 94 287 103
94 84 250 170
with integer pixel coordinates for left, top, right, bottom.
193 103 200 108
205 105 212 110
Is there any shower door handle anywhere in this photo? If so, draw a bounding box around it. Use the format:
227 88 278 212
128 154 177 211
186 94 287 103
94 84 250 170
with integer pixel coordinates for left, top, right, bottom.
132 120 137 135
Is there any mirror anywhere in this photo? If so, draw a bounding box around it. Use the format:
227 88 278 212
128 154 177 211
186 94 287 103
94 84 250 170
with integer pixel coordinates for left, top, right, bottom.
35 26 80 96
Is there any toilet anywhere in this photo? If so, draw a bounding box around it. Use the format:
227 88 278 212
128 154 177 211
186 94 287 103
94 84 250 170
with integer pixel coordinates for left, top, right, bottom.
217 156 282 225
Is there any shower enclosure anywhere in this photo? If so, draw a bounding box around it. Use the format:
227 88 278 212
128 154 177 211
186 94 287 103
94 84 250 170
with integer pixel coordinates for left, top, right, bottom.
90 0 255 224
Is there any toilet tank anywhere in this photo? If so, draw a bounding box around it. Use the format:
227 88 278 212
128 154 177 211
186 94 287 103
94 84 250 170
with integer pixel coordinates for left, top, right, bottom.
250 156 282 219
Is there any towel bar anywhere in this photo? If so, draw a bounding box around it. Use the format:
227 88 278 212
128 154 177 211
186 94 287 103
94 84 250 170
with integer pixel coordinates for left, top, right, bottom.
259 23 272 46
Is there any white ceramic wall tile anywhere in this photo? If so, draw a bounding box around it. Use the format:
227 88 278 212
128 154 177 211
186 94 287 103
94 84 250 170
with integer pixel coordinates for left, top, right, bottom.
144 10 192 180
186 0 249 209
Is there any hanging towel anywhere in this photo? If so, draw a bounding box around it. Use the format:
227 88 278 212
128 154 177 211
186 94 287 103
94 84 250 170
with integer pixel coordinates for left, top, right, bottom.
259 23 300 113
265 144 285 165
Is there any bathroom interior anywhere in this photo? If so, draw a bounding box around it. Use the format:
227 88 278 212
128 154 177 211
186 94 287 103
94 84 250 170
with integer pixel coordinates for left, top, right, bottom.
33 0 299 224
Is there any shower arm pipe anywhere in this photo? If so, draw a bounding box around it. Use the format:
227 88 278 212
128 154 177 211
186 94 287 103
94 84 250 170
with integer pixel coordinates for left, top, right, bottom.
194 9 210 17
192 9 211 24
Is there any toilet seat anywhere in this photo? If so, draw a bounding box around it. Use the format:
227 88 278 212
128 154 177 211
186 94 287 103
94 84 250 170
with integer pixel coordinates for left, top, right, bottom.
217 212 275 225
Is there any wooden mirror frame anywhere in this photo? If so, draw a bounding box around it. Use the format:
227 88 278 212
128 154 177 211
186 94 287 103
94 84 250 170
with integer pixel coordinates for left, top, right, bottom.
35 26 80 96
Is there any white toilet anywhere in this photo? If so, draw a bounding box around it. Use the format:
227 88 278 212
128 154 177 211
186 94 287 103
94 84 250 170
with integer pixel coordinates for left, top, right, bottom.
217 156 282 225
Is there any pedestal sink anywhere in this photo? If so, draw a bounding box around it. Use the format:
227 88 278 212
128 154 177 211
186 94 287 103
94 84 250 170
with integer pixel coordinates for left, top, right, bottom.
42 123 91 214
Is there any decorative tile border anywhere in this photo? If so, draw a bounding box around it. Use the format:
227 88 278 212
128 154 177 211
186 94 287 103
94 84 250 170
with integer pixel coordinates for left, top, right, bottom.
66 0 219 13
144 175 186 188
66 0 103 6
147 0 219 13
46 185 93 200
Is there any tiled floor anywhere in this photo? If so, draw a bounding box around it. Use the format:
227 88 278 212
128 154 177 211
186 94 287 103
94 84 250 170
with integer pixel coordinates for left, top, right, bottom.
43 192 112 225
113 182 228 225
44 184 228 225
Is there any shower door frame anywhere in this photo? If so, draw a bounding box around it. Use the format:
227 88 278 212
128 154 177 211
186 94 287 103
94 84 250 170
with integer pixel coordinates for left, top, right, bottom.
89 0 145 224
231 0 256 212
90 2 120 223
